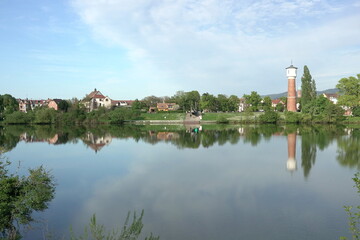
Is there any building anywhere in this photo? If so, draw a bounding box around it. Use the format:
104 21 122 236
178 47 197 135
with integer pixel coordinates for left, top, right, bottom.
323 93 339 104
238 98 246 112
48 99 62 111
83 89 112 112
111 100 134 108
286 64 298 112
271 99 285 108
157 103 179 111
18 99 48 112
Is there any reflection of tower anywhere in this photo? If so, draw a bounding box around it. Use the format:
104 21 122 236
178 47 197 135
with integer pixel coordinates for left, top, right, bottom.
286 64 298 112
286 133 297 172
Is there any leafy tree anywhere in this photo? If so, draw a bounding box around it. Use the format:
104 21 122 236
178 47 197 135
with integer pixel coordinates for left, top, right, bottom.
243 91 261 112
108 108 140 124
186 91 201 111
352 106 360 117
142 95 162 108
217 94 229 112
3 111 33 124
0 161 55 239
336 74 360 110
301 65 316 110
341 172 360 240
34 108 58 124
302 95 330 115
262 96 272 112
276 102 285 112
259 111 279 123
284 111 301 123
132 99 146 111
58 100 70 112
200 93 218 112
0 94 18 120
228 95 240 112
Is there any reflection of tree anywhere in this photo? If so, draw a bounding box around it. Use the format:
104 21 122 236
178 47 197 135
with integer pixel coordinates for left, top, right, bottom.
337 129 360 169
0 126 20 153
0 160 55 239
299 125 346 178
301 132 317 178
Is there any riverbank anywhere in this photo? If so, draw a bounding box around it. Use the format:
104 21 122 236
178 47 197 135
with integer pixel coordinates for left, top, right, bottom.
2 110 360 126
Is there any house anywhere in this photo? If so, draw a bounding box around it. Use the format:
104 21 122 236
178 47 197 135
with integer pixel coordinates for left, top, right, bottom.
271 99 285 108
83 89 112 112
238 98 246 112
18 99 47 112
323 93 339 104
157 103 179 111
48 99 62 111
112 100 134 108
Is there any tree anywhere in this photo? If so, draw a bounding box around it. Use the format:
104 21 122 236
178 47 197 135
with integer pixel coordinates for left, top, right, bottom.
228 95 240 112
276 102 285 112
0 94 18 120
200 93 218 112
142 96 162 108
243 91 261 112
217 94 229 112
259 111 279 123
336 74 360 110
262 96 272 112
132 99 147 111
58 100 70 112
186 91 200 111
302 95 330 115
34 108 58 124
301 65 316 110
0 161 55 239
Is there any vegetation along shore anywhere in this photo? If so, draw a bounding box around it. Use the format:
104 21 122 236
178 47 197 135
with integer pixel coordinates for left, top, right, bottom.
1 68 359 125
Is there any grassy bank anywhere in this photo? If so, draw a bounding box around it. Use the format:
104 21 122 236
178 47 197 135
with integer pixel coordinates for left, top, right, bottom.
139 112 186 121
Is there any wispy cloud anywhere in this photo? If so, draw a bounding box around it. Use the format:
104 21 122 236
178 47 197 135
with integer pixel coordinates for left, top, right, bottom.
71 0 360 96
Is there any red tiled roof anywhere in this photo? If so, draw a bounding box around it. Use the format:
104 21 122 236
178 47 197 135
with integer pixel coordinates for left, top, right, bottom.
271 99 283 104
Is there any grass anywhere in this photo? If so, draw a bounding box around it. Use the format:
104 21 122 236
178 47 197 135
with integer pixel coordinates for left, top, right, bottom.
201 112 265 122
139 112 186 121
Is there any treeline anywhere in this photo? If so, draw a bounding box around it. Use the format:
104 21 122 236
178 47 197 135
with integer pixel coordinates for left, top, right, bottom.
142 90 241 112
2 105 142 125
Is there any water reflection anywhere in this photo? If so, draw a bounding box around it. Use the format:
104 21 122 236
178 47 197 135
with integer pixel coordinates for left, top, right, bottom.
1 124 359 239
287 132 297 172
1 124 359 176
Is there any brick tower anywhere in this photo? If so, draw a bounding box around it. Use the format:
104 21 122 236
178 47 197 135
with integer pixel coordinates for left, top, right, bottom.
286 64 297 112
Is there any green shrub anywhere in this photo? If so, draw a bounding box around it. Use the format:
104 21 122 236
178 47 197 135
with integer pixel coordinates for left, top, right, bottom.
284 111 301 123
3 111 33 124
259 111 279 123
216 116 229 124
352 106 360 117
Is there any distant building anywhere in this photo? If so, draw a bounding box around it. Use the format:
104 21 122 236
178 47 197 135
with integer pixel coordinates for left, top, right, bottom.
48 99 62 111
286 64 298 112
238 98 246 112
83 89 112 112
322 93 339 104
112 100 134 108
157 103 179 111
271 99 285 108
17 99 48 112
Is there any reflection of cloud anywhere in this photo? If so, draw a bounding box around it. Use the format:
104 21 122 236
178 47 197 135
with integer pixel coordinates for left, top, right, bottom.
72 141 344 239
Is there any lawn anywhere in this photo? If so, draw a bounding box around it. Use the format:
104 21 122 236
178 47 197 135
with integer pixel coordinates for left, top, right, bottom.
201 112 265 121
139 112 186 121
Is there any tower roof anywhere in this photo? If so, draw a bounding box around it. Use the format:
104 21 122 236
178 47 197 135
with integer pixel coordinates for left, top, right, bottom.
286 64 298 69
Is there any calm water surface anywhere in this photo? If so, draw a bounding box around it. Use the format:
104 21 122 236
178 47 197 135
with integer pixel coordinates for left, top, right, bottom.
1 124 359 239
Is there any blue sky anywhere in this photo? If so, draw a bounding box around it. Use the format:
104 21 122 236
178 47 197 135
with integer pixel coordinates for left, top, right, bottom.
1 0 359 100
